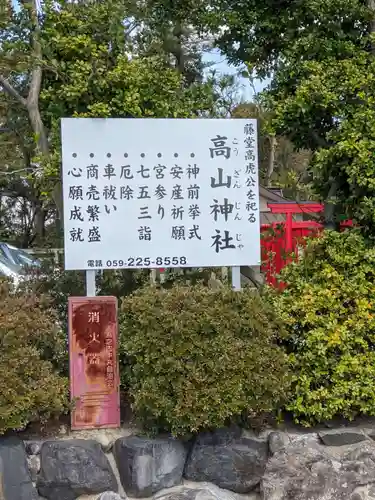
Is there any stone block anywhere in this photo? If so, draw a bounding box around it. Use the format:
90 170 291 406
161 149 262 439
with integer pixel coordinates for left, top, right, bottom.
261 441 375 499
0 436 38 499
318 429 367 446
113 436 187 497
37 439 117 500
184 429 268 493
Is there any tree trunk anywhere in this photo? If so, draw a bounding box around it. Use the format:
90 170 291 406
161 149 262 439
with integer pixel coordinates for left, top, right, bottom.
27 103 49 155
28 105 63 229
323 179 339 229
265 135 277 186
369 0 375 40
0 0 64 236
33 199 45 243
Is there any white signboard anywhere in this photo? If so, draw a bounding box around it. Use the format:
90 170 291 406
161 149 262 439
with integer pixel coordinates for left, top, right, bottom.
61 118 260 270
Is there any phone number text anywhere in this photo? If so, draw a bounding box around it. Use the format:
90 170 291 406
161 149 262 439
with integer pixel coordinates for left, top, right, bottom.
88 256 188 268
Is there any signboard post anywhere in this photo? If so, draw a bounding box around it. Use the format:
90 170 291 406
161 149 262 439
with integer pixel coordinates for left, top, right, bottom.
232 266 241 290
61 118 260 276
86 270 96 296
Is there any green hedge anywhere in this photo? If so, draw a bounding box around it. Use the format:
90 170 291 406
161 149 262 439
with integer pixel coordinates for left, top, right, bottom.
268 229 375 425
0 281 69 434
119 285 290 436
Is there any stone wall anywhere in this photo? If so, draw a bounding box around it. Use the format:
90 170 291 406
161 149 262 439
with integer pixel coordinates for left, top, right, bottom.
4 425 375 500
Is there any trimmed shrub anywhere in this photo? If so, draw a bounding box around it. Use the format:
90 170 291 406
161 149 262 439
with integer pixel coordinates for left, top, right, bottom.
268 229 375 425
119 285 290 436
0 281 69 434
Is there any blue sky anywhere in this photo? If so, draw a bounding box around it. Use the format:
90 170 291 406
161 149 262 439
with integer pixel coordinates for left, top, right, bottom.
202 49 269 101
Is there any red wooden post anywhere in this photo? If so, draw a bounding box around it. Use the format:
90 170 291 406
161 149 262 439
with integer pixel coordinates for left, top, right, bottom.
285 213 293 254
69 296 120 430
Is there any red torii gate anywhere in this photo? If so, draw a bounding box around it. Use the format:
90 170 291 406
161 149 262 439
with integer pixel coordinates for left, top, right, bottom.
159 202 350 286
262 202 352 286
266 201 324 251
260 202 324 286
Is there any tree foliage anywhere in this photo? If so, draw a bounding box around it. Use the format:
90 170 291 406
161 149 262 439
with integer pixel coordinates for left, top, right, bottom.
163 0 375 230
268 230 375 425
232 102 311 197
0 0 236 247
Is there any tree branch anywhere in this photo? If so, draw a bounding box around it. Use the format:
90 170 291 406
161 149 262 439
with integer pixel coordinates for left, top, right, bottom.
309 130 331 149
25 0 49 155
27 0 42 109
0 75 27 107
